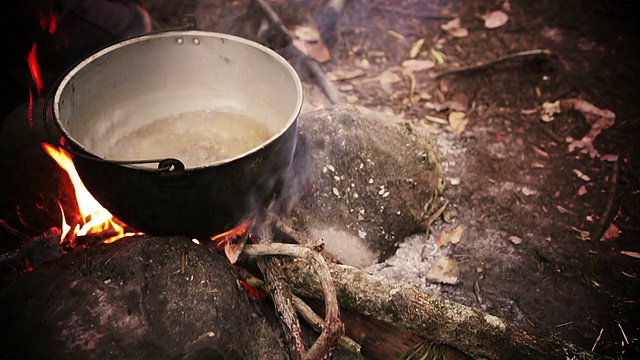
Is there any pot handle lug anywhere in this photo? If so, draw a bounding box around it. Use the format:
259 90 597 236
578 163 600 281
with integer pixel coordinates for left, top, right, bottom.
177 14 198 30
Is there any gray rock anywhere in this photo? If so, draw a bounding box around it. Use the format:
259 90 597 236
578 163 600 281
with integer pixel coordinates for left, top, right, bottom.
285 105 442 267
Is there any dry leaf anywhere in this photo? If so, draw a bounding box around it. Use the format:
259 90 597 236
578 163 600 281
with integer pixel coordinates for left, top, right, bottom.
573 169 591 181
621 251 640 259
558 205 578 216
401 59 436 72
441 18 469 38
601 154 619 162
600 223 620 241
327 68 366 81
292 24 330 62
578 185 588 196
571 226 590 241
426 256 459 284
521 186 537 196
435 225 464 247
541 100 561 122
410 38 425 58
533 147 550 158
377 69 402 94
509 236 522 245
449 111 469 134
430 48 445 64
482 10 509 29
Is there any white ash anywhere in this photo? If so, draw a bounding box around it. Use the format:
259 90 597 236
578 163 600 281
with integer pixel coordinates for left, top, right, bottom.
364 234 449 293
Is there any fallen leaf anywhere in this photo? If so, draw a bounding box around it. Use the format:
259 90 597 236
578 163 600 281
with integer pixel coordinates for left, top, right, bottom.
409 38 425 58
541 100 561 122
401 59 436 72
571 226 590 241
426 92 468 112
482 10 509 29
573 169 591 181
327 68 366 81
377 69 402 95
509 236 522 245
292 24 330 62
600 223 620 241
558 205 578 215
449 111 469 134
520 108 539 115
430 48 445 64
601 154 619 162
621 251 640 259
533 147 550 159
578 185 588 196
435 225 464 247
426 256 459 284
441 18 469 38
502 0 512 12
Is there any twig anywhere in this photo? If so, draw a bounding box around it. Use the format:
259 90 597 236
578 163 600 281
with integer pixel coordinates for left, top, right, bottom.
534 120 565 144
425 200 448 240
243 242 345 360
255 225 307 360
592 160 619 241
237 267 361 354
318 0 346 48
618 322 629 345
370 4 456 20
591 328 604 352
432 49 553 79
252 0 342 105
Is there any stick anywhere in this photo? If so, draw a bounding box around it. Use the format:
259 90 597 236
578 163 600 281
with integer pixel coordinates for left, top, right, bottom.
592 160 619 241
318 0 346 48
254 225 306 360
370 5 456 20
432 49 552 79
243 243 345 360
281 259 603 360
236 267 361 354
251 0 342 105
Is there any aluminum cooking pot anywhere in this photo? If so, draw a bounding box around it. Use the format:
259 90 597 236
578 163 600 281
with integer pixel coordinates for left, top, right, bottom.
48 31 303 238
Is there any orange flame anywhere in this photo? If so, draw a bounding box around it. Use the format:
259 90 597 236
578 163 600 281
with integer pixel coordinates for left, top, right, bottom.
27 43 43 96
42 143 140 245
210 220 253 248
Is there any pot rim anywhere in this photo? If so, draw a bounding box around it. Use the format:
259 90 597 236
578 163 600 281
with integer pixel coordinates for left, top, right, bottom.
52 30 303 171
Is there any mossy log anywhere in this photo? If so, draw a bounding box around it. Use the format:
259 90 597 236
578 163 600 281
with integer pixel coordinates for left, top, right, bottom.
282 258 606 360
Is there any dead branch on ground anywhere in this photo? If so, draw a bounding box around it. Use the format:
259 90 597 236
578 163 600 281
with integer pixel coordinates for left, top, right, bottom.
280 258 604 360
243 242 345 360
432 49 553 79
252 0 342 104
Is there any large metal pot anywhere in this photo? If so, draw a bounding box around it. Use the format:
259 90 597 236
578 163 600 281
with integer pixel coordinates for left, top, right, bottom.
49 31 303 238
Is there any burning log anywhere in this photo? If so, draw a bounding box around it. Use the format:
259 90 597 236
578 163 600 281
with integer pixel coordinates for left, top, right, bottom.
0 236 289 359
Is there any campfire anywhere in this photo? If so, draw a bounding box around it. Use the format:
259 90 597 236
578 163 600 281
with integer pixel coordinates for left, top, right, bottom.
0 1 608 359
42 143 140 248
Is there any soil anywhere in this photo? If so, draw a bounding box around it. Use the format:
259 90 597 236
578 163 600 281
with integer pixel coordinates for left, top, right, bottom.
179 0 640 357
1 0 639 359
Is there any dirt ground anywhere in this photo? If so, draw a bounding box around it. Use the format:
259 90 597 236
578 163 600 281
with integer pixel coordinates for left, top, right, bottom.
2 0 639 358
159 0 638 358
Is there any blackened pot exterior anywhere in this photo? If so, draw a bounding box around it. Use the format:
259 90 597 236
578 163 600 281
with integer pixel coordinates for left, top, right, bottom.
68 122 297 238
51 31 302 237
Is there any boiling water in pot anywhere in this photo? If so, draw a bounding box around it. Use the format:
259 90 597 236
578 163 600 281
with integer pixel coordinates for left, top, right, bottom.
98 110 273 169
